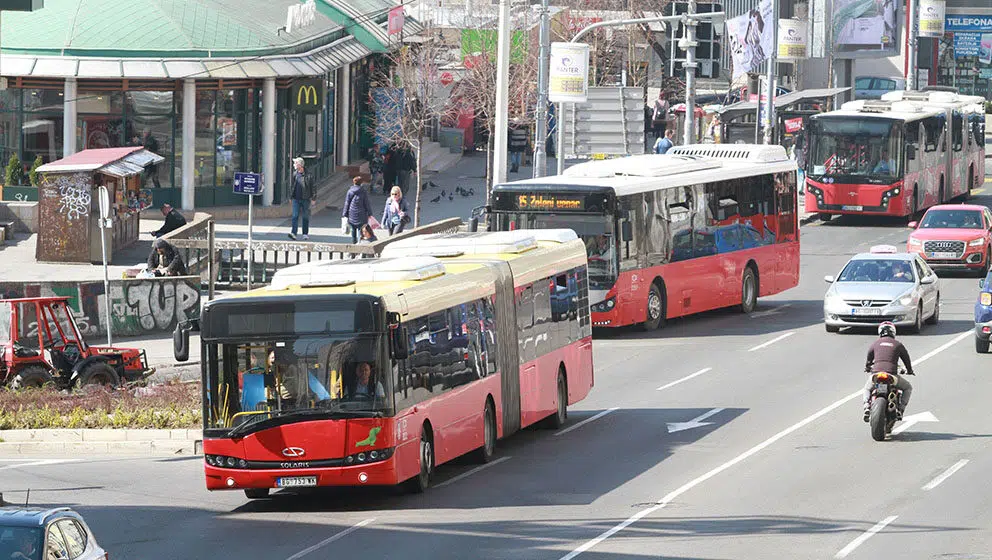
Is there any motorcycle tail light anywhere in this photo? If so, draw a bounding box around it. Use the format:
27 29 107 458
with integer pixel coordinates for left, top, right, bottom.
875 373 890 381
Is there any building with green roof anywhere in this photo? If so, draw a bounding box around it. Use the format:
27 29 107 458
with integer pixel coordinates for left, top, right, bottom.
0 0 415 208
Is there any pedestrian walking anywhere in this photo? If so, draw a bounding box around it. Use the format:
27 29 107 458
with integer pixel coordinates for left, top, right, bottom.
652 91 670 139
508 119 529 173
288 157 316 240
653 129 675 154
342 176 374 244
381 185 410 235
370 145 385 194
396 145 415 195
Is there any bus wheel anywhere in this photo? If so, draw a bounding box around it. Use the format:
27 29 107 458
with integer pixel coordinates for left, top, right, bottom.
472 399 496 463
406 426 434 494
545 369 568 429
641 283 665 331
817 213 833 222
739 267 758 314
244 488 270 500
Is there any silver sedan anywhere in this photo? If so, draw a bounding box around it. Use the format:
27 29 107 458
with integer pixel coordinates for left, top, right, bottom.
823 246 941 333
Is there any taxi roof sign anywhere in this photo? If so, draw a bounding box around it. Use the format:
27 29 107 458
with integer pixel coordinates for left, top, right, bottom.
869 244 898 254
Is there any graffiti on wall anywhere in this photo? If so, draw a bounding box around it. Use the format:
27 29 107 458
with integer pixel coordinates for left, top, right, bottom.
54 175 92 221
111 278 200 336
0 277 200 340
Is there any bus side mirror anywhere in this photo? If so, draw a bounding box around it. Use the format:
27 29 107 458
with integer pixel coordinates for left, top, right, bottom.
390 326 409 360
621 221 633 242
173 323 190 362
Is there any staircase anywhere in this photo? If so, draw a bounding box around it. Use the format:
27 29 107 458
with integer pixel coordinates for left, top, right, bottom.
420 138 463 173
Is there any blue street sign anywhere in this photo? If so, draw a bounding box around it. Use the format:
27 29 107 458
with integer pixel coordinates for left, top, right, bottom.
234 172 263 195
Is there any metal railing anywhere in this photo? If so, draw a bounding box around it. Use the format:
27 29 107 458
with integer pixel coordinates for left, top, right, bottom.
164 215 463 294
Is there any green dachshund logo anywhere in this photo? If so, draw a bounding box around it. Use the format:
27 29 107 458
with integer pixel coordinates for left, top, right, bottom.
355 427 381 447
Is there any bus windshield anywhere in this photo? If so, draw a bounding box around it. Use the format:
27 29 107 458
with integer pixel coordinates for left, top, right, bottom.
808 118 904 182
495 212 617 289
201 298 389 435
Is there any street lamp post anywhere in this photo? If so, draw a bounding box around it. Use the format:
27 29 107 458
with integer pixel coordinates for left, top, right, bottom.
533 0 550 178
762 0 779 145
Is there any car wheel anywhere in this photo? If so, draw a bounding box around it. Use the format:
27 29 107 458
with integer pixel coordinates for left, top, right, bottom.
909 303 923 334
983 248 991 276
926 294 939 325
977 336 990 354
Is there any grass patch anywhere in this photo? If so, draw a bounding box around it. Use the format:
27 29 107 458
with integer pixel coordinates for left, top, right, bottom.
0 381 201 430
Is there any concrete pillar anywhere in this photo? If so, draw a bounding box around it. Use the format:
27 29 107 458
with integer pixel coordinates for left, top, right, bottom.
262 78 276 208
338 65 350 167
63 78 77 157
182 79 196 211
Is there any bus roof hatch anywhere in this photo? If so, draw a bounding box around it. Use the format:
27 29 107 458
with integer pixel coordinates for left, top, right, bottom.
381 230 544 258
563 154 722 179
270 257 446 290
668 144 789 163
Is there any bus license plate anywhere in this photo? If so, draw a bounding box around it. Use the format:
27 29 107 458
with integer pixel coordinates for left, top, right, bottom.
277 476 317 488
842 205 863 211
851 308 882 316
930 252 957 259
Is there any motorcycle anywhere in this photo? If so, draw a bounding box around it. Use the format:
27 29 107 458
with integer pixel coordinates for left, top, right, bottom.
867 367 909 441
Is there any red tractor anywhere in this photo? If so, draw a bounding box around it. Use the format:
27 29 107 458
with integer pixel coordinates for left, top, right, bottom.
0 297 155 389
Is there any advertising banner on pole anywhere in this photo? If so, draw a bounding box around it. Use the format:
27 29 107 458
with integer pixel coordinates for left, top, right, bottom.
831 0 899 58
918 0 946 38
549 43 590 103
778 19 808 60
726 0 774 79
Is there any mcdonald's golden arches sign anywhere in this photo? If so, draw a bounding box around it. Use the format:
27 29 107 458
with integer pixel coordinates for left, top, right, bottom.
290 79 323 112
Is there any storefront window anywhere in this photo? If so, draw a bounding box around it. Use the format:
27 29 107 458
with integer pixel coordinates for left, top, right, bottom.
0 92 20 170
194 90 216 188
77 92 126 150
22 89 64 165
129 91 175 189
22 89 63 112
215 89 245 187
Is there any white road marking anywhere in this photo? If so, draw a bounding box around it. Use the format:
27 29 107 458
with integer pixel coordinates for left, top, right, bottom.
922 459 969 491
285 518 375 560
657 368 712 391
834 515 899 558
558 330 970 560
434 456 512 488
0 460 78 471
891 411 938 435
554 408 619 437
747 331 795 352
666 408 724 433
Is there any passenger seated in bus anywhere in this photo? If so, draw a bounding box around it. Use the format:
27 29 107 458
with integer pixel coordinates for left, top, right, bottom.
872 149 895 174
350 361 385 400
587 235 612 259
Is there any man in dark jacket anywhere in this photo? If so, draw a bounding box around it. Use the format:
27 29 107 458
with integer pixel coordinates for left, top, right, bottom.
343 176 375 244
152 204 187 238
508 120 529 173
863 321 915 421
147 239 187 277
289 157 316 240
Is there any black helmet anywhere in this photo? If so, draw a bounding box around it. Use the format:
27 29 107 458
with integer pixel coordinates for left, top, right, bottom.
878 321 896 338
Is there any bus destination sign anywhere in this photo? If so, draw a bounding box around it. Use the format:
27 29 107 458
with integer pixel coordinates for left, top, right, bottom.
516 194 585 211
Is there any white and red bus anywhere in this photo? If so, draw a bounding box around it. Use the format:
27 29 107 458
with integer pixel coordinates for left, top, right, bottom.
487 144 800 330
805 92 986 220
189 230 592 498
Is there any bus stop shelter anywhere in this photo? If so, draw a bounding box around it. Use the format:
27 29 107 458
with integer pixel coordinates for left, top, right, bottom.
717 88 851 148
36 146 163 264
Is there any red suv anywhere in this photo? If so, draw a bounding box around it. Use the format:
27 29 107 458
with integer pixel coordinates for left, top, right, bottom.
907 204 992 275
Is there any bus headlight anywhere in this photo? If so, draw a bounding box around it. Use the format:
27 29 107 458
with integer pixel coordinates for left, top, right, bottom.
591 297 616 313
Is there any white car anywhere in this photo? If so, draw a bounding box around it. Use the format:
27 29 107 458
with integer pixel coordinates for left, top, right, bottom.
823 245 941 333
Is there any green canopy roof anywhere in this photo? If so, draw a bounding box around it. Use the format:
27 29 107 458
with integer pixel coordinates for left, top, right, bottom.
0 0 397 58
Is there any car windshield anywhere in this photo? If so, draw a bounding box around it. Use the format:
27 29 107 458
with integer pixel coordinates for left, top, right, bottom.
919 209 983 229
838 259 915 283
808 117 903 182
0 526 43 560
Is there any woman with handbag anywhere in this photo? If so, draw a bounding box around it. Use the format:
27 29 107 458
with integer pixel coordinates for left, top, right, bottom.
381 185 411 235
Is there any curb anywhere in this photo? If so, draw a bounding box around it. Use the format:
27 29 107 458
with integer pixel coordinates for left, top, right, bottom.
0 429 202 456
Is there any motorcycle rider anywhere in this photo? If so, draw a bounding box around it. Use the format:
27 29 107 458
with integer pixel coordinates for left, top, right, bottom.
863 321 915 422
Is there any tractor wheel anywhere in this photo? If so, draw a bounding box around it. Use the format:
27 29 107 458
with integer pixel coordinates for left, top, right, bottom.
76 362 121 388
10 366 55 390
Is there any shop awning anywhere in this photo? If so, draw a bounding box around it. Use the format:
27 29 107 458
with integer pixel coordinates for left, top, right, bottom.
717 87 852 121
37 147 165 177
0 17 421 80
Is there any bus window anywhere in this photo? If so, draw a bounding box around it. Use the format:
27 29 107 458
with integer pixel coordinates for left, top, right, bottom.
952 112 963 152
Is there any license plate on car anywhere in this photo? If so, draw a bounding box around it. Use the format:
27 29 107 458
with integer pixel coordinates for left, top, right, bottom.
277 476 317 488
842 205 863 211
929 252 958 259
851 308 882 316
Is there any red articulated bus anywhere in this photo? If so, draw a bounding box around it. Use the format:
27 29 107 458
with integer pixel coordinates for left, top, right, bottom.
192 230 593 498
805 92 986 220
487 144 800 330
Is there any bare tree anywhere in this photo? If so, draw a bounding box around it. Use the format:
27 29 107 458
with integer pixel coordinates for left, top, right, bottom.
368 28 448 227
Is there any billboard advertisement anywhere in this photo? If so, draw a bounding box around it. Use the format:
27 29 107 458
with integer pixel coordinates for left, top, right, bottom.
832 0 899 58
918 0 945 38
726 0 774 79
778 19 808 60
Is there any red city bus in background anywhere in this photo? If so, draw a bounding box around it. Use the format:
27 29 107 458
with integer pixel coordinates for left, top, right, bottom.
182 230 593 499
805 92 986 221
487 144 800 330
